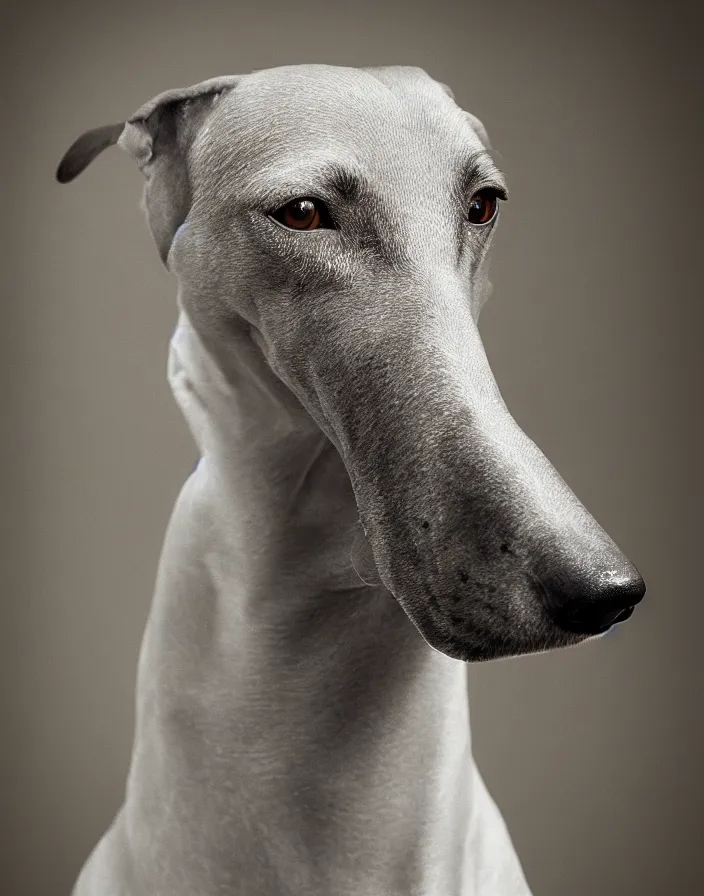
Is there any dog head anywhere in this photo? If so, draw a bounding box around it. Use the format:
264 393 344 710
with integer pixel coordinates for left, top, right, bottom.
57 64 645 661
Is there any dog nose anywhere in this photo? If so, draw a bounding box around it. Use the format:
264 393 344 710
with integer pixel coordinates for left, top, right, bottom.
540 569 646 634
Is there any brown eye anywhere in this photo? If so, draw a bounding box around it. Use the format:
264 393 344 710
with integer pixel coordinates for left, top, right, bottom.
271 197 332 231
467 189 499 226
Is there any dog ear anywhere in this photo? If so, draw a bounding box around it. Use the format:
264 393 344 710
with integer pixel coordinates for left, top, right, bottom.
464 112 492 151
436 80 492 151
56 76 241 264
437 81 456 101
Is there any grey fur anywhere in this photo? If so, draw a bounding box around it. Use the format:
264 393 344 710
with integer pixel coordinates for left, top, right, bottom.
58 64 644 895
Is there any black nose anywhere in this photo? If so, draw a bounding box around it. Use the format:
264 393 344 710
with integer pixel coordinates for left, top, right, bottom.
540 570 646 635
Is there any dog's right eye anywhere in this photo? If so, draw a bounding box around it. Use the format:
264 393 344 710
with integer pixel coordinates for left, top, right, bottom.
269 197 335 231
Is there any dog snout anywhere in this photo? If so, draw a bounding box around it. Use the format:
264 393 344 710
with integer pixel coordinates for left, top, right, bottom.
538 566 646 635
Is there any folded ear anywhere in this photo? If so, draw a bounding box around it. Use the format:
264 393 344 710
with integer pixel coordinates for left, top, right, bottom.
464 111 492 151
436 80 492 151
56 75 241 264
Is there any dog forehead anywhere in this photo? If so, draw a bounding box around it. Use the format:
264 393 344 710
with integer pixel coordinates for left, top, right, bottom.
193 64 476 181
241 62 449 106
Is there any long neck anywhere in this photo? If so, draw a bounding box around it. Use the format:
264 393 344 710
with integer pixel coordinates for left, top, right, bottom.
126 305 489 893
159 302 470 729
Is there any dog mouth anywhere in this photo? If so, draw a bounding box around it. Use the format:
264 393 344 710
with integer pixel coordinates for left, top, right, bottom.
424 601 638 663
350 515 640 658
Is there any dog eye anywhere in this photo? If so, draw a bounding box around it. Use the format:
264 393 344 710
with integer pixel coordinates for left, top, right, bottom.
270 197 334 231
467 189 500 226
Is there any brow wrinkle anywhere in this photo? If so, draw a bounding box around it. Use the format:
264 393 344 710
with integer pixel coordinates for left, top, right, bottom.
457 150 508 200
245 153 506 215
246 160 366 209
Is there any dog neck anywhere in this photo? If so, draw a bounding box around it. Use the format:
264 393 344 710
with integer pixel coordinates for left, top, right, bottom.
124 304 530 894
167 304 365 593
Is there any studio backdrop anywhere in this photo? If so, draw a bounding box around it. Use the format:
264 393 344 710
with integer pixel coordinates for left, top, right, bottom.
3 1 702 894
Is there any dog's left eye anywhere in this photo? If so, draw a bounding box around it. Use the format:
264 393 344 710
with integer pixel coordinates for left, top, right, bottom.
467 189 500 226
270 197 335 231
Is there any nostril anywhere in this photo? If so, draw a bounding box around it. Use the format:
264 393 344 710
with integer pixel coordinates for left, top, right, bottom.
612 605 635 624
539 570 646 635
558 599 632 631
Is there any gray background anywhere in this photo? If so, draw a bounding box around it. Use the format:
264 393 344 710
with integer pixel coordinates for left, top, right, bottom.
3 0 702 893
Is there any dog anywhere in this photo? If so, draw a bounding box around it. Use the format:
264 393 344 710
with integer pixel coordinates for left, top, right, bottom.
57 64 645 895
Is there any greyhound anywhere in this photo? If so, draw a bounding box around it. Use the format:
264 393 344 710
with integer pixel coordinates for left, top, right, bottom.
57 64 645 896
